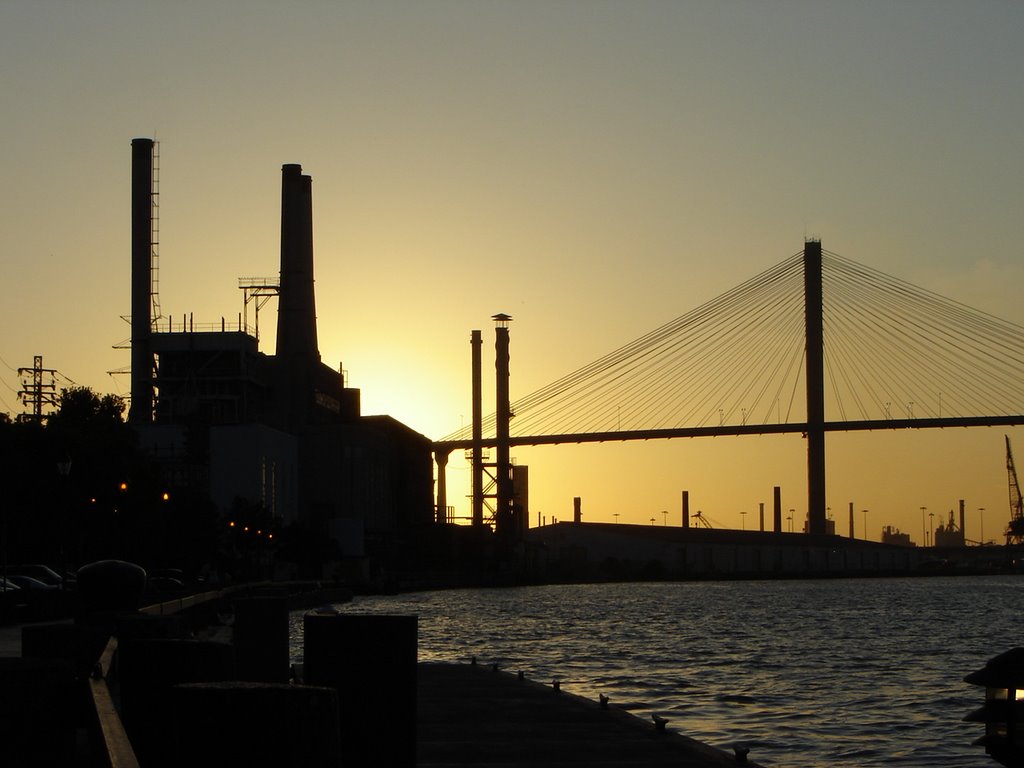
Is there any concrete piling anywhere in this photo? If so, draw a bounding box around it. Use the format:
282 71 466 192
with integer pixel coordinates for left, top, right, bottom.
303 612 417 768
118 638 235 767
0 657 77 766
233 593 289 682
172 681 342 768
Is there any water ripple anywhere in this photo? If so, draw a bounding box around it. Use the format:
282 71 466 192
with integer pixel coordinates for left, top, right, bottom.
289 576 1024 767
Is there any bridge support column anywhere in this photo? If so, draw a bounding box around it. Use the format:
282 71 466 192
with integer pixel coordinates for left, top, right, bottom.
774 486 782 533
804 240 827 535
434 450 450 524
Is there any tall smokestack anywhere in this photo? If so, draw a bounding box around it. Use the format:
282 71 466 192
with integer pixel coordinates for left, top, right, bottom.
494 314 513 538
129 138 154 424
773 486 782 532
471 330 484 527
276 164 319 363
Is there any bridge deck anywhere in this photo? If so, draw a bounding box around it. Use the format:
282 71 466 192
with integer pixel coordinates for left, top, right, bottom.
418 662 758 767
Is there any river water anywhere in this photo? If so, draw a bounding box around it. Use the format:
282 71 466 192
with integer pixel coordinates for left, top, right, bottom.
288 576 1023 767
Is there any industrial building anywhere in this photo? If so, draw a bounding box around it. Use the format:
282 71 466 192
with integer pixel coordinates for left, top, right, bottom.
126 138 434 577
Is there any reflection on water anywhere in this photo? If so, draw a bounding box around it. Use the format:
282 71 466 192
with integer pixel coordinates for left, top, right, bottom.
289 576 1023 767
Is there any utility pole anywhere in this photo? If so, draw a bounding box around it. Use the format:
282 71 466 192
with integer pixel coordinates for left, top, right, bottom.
18 355 59 422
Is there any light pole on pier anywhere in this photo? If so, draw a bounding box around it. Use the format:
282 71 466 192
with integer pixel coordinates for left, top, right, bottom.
862 509 868 541
979 507 985 545
740 510 747 530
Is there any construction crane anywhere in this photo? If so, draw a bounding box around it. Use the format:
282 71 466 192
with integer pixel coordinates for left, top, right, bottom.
1005 435 1024 545
692 511 714 529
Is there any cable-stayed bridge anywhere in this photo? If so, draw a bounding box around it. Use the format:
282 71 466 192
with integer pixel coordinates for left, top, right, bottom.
433 241 1024 535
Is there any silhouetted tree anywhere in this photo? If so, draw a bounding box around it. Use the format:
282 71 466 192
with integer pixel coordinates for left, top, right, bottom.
216 498 280 580
43 388 156 566
0 416 52 564
0 388 225 578
275 520 341 580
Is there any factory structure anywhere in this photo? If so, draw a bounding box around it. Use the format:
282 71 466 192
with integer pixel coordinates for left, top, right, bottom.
119 139 1021 585
126 138 433 578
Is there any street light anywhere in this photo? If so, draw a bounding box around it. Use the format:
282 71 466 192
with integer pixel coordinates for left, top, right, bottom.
786 514 793 533
921 506 927 547
979 507 986 545
661 510 668 526
613 513 619 524
929 511 935 547
650 517 656 526
740 510 747 530
964 647 1024 765
862 509 868 541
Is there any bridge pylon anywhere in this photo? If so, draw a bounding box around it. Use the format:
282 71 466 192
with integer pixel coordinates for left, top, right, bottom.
804 239 827 536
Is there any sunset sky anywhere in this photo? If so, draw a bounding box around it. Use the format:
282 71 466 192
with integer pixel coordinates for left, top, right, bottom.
2 2 1023 541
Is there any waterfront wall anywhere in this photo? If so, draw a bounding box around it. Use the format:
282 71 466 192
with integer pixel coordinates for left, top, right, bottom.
528 522 939 580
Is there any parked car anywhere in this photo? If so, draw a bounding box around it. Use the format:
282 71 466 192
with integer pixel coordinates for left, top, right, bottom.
4 572 61 619
147 576 185 594
0 579 21 621
6 575 60 593
8 564 64 587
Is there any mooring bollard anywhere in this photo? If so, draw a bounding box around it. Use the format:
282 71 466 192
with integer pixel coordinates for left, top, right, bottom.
303 612 417 768
76 559 147 615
